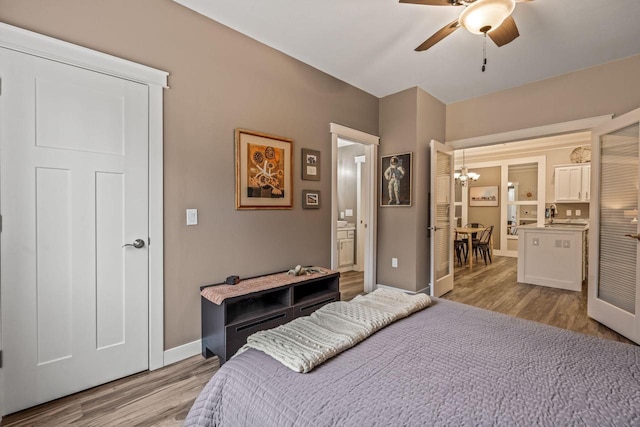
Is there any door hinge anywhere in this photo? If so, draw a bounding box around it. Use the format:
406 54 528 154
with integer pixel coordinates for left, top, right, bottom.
0 350 3 368
0 214 3 233
148 236 151 246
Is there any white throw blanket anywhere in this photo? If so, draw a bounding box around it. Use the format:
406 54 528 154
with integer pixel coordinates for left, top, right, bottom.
237 288 432 373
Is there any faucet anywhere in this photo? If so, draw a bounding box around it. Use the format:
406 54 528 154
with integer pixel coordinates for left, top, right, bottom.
548 204 557 223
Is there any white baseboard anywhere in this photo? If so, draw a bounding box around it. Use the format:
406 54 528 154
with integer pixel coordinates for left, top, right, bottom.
163 339 201 367
375 283 428 295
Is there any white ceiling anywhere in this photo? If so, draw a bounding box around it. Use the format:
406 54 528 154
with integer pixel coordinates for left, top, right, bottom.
173 0 640 104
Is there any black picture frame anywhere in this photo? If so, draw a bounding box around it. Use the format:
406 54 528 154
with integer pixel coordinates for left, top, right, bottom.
302 148 321 181
380 152 412 207
302 190 320 209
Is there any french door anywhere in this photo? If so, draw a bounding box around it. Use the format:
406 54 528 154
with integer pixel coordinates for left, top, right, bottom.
429 140 454 297
588 107 640 344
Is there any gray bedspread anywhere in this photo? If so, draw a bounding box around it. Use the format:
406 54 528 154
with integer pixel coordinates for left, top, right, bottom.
185 298 640 426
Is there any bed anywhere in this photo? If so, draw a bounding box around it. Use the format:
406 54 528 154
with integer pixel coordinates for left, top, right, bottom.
185 298 640 426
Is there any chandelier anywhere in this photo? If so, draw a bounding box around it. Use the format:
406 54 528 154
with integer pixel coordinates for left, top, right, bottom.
454 150 480 186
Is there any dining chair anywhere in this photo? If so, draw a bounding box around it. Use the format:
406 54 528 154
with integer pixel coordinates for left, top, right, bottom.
464 223 484 259
454 229 467 266
476 225 494 265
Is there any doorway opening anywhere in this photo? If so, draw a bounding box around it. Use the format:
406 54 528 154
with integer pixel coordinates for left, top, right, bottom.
330 123 379 296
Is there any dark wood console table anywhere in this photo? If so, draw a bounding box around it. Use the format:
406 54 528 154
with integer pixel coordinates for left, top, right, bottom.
200 268 340 365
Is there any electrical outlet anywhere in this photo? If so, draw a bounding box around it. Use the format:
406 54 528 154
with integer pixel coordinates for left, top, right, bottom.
576 209 581 216
566 210 572 216
555 240 562 248
392 258 398 268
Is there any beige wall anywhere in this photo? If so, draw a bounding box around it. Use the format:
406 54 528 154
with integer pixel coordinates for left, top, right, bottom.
378 89 419 291
337 144 365 224
0 0 379 349
377 87 445 292
446 54 640 141
467 167 501 250
415 88 446 288
3 0 628 350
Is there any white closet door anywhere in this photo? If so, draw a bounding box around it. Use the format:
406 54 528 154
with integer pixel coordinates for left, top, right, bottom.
588 107 640 344
0 47 149 414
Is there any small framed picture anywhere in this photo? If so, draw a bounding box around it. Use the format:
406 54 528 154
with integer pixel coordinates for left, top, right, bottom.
302 148 321 181
469 185 499 207
302 190 320 209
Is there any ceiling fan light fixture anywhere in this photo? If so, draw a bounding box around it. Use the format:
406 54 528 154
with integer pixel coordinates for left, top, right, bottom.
459 0 516 35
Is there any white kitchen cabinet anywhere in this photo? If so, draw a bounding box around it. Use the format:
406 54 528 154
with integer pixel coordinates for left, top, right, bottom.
581 164 590 202
554 164 590 202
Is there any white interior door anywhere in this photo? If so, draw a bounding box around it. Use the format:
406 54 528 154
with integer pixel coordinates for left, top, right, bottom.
429 140 454 297
356 155 367 272
588 107 640 344
0 47 150 414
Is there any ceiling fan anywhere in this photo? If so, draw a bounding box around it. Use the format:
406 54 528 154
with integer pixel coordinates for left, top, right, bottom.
401 0 534 52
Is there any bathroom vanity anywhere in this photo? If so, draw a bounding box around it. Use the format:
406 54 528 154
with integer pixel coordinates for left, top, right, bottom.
517 221 588 291
337 224 355 267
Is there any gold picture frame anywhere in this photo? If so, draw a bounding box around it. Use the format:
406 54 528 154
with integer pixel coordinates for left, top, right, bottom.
235 129 293 209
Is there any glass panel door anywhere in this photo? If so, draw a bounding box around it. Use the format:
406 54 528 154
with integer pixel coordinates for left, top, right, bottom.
589 108 640 344
598 123 638 314
430 140 454 297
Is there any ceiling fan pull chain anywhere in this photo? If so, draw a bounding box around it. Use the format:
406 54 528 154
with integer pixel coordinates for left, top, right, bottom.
482 32 487 72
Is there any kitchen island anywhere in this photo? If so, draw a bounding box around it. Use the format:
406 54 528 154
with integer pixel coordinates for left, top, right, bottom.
517 222 588 291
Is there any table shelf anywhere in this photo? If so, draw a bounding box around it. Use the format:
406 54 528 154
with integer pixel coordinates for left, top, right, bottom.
201 268 340 364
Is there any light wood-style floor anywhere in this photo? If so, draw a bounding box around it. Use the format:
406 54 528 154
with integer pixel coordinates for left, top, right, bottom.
1 354 219 426
339 270 365 301
3 262 632 425
444 255 632 344
1 270 367 426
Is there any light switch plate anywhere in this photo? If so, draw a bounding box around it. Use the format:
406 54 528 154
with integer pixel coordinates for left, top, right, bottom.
345 209 353 217
186 209 198 226
392 258 398 268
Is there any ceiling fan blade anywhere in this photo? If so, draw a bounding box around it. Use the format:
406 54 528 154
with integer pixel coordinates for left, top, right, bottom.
416 19 460 51
488 15 519 47
399 0 463 6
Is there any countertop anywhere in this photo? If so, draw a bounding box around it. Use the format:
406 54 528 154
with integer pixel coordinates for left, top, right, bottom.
518 222 589 231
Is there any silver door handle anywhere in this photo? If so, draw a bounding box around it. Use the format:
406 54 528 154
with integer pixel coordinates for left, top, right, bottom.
624 234 640 241
123 238 145 249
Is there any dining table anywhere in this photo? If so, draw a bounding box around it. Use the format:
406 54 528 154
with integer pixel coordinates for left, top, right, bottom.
455 226 488 267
